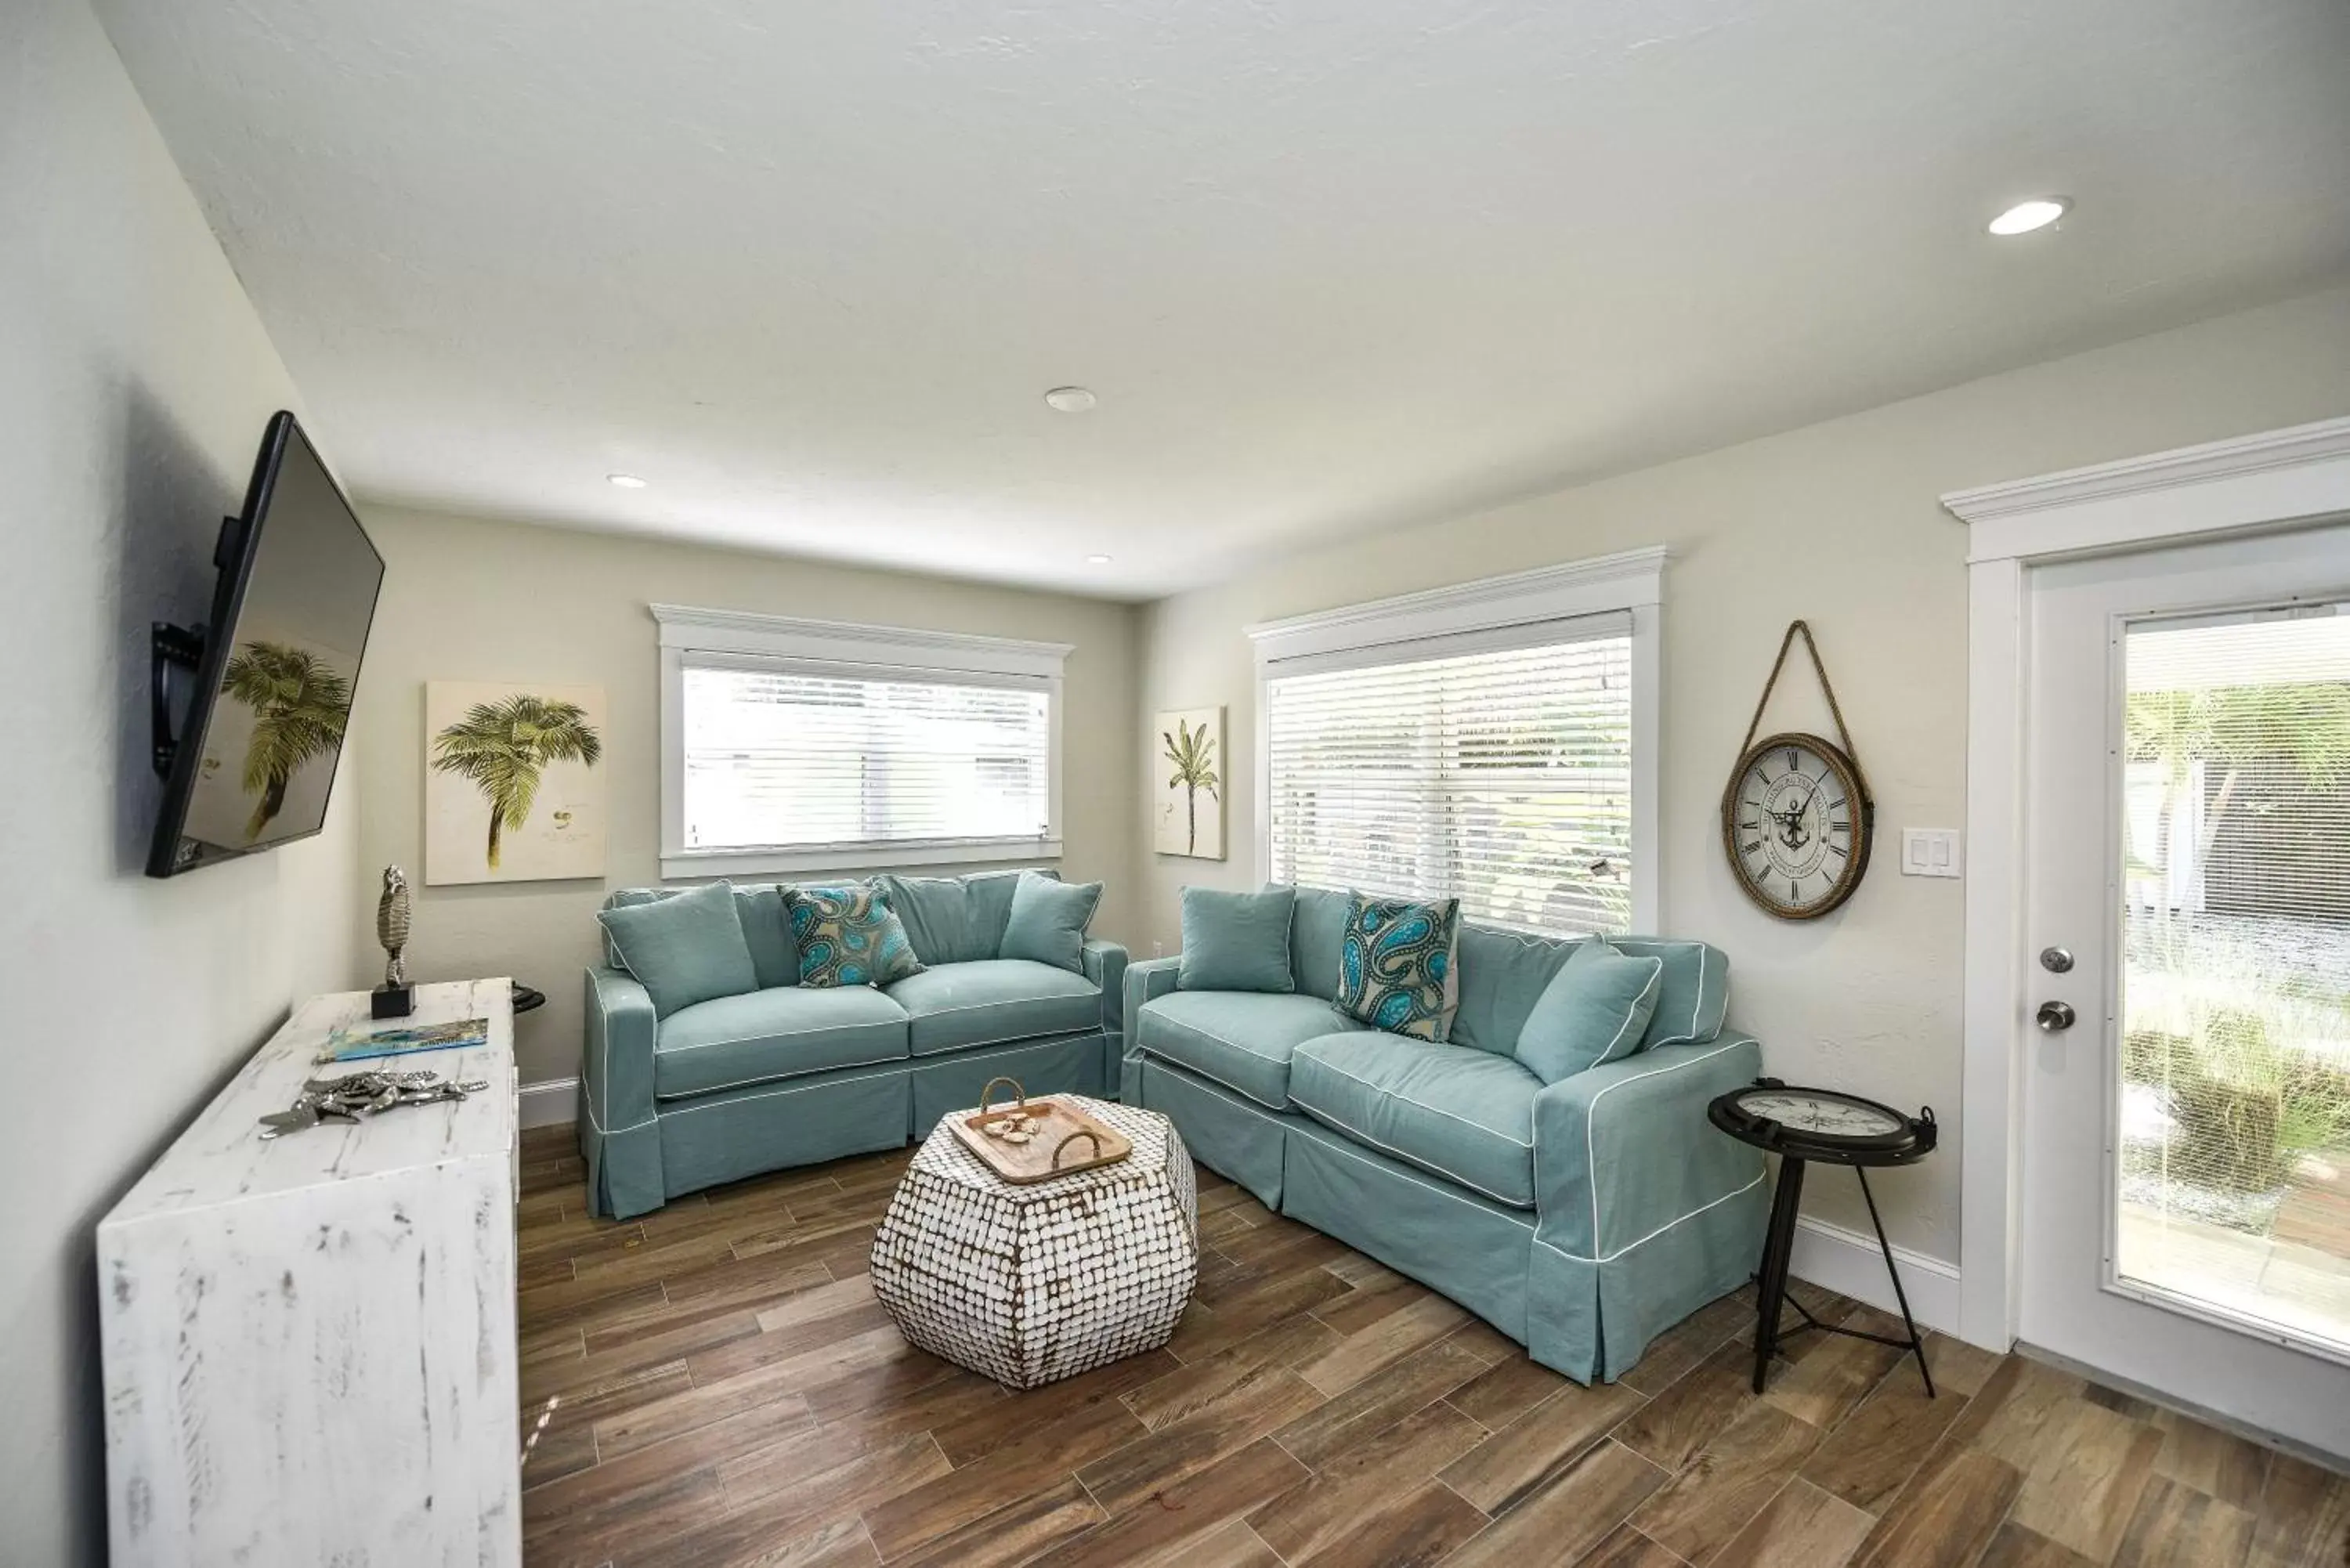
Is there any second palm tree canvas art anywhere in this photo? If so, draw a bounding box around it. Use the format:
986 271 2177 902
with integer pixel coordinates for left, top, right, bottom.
1155 707 1225 858
425 682 608 884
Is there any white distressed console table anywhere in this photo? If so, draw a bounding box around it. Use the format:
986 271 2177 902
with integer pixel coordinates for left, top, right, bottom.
97 977 520 1567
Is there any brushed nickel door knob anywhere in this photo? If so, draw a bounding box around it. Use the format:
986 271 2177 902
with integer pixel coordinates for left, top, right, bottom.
2036 1000 2077 1032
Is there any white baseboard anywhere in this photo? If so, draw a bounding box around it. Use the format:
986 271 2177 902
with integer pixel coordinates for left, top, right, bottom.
1788 1215 1963 1338
519 1077 579 1130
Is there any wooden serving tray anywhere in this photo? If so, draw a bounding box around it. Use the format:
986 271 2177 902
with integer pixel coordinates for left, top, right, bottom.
946 1079 1132 1185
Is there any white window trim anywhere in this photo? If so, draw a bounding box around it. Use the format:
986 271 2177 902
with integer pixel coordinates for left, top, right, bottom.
651 603 1072 880
1243 547 1666 934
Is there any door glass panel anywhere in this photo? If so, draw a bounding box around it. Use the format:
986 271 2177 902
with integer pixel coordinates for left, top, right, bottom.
2120 605 2350 1357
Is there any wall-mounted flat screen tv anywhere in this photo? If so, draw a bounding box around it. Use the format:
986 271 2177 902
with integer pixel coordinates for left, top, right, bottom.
146 411 384 877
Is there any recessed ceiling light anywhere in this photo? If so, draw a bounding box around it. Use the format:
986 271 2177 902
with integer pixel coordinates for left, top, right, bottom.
1085 553 1113 565
1043 387 1098 414
1988 197 2070 237
606 472 649 489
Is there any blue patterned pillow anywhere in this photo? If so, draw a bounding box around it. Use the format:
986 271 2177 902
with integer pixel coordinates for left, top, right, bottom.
786 882 924 988
1334 892 1462 1041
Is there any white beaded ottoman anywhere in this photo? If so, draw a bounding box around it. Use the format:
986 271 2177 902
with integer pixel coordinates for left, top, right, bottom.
869 1092 1198 1389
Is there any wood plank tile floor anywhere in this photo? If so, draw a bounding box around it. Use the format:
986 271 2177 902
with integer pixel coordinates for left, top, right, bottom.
516 1128 2350 1568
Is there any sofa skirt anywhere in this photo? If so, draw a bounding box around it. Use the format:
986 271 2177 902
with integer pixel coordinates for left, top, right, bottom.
907 1030 1106 1135
656 1062 912 1201
1531 1163 1765 1382
1282 1116 1532 1345
1133 1057 1300 1212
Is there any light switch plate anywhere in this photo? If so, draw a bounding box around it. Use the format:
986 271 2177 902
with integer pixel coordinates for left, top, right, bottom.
1901 828 1962 879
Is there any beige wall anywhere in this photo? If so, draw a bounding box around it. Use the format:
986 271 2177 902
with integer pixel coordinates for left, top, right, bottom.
0 2 366 1561
1136 282 2350 1263
353 508 1143 1085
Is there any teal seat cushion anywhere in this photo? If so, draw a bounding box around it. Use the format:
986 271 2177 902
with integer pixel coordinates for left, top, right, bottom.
1289 1031 1542 1209
879 871 1025 966
1134 991 1368 1111
885 959 1102 1056
1000 872 1102 974
1178 885 1296 993
1513 939 1665 1085
653 985 910 1100
596 879 760 1018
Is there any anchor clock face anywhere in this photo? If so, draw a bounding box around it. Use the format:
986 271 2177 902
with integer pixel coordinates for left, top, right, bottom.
1722 732 1871 920
1735 1091 1905 1138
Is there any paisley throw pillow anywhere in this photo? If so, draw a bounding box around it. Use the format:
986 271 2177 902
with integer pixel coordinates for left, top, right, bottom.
1333 892 1462 1042
786 881 924 988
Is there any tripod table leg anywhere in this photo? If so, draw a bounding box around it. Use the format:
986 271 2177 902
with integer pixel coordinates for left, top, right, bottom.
1856 1166 1935 1397
1752 1156 1807 1395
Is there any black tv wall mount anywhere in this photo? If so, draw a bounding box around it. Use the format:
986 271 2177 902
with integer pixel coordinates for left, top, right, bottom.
149 515 246 778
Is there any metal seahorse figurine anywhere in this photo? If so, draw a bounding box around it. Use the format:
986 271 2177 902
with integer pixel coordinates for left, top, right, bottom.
372 865 415 1018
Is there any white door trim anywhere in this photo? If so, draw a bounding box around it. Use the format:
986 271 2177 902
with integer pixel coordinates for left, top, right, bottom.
1942 414 2350 1353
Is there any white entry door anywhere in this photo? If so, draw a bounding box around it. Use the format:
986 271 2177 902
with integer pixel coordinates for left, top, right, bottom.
2022 522 2350 1459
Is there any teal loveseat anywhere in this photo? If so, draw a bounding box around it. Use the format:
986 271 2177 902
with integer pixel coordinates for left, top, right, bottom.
1121 886 1763 1384
582 873 1126 1219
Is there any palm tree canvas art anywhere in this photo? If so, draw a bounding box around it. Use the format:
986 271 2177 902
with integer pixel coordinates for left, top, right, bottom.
424 681 608 884
1155 706 1225 859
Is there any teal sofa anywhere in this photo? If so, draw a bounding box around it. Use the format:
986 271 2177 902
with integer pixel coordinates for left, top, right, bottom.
1121 886 1763 1384
582 873 1126 1219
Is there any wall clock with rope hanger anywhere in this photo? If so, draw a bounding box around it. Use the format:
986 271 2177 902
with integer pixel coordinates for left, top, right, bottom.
1720 620 1875 919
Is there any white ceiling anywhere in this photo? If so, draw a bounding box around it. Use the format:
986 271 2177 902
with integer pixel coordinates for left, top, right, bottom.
96 0 2350 600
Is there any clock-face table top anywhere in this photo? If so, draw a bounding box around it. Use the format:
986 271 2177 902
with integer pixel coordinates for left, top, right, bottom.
1736 1090 1907 1138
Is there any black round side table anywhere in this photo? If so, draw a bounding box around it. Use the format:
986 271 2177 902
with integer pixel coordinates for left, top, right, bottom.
1707 1077 1939 1397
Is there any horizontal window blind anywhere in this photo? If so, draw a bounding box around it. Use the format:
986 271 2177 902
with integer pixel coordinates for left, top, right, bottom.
681 660 1050 854
1267 619 1635 936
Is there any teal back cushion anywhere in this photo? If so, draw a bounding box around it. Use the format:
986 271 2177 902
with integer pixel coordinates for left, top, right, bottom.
1000 872 1101 974
880 870 1027 965
1513 939 1665 1084
603 883 797 990
1448 923 1578 1056
1613 938 1731 1050
787 882 924 988
1333 893 1462 1042
1177 885 1296 993
595 879 761 1018
1288 885 1352 1001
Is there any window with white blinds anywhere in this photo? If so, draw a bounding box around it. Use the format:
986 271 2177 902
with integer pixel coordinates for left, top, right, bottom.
681 661 1050 854
656 606 1068 876
1266 613 1637 936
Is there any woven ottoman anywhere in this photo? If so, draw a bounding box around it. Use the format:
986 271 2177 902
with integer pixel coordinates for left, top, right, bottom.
869 1094 1198 1389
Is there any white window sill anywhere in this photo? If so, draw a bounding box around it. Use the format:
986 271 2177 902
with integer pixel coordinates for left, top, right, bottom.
660 838 1064 882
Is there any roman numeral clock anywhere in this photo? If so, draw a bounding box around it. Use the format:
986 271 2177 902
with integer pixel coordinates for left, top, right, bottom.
1719 621 1875 919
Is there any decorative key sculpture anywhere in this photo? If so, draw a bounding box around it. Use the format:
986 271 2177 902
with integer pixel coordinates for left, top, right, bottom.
258 1068 489 1138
